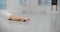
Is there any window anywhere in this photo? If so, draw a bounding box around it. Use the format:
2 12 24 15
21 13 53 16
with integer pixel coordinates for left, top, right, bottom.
38 0 51 5
0 0 7 10
20 0 28 5
38 0 42 5
58 0 60 5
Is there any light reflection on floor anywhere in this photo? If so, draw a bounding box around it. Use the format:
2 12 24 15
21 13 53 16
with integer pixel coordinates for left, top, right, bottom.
0 13 52 32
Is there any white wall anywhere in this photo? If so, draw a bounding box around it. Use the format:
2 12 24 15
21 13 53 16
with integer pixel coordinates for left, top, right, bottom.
6 0 60 14
6 0 51 14
6 0 24 14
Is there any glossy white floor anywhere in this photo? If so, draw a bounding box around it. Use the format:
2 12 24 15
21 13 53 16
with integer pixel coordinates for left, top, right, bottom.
0 11 59 32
